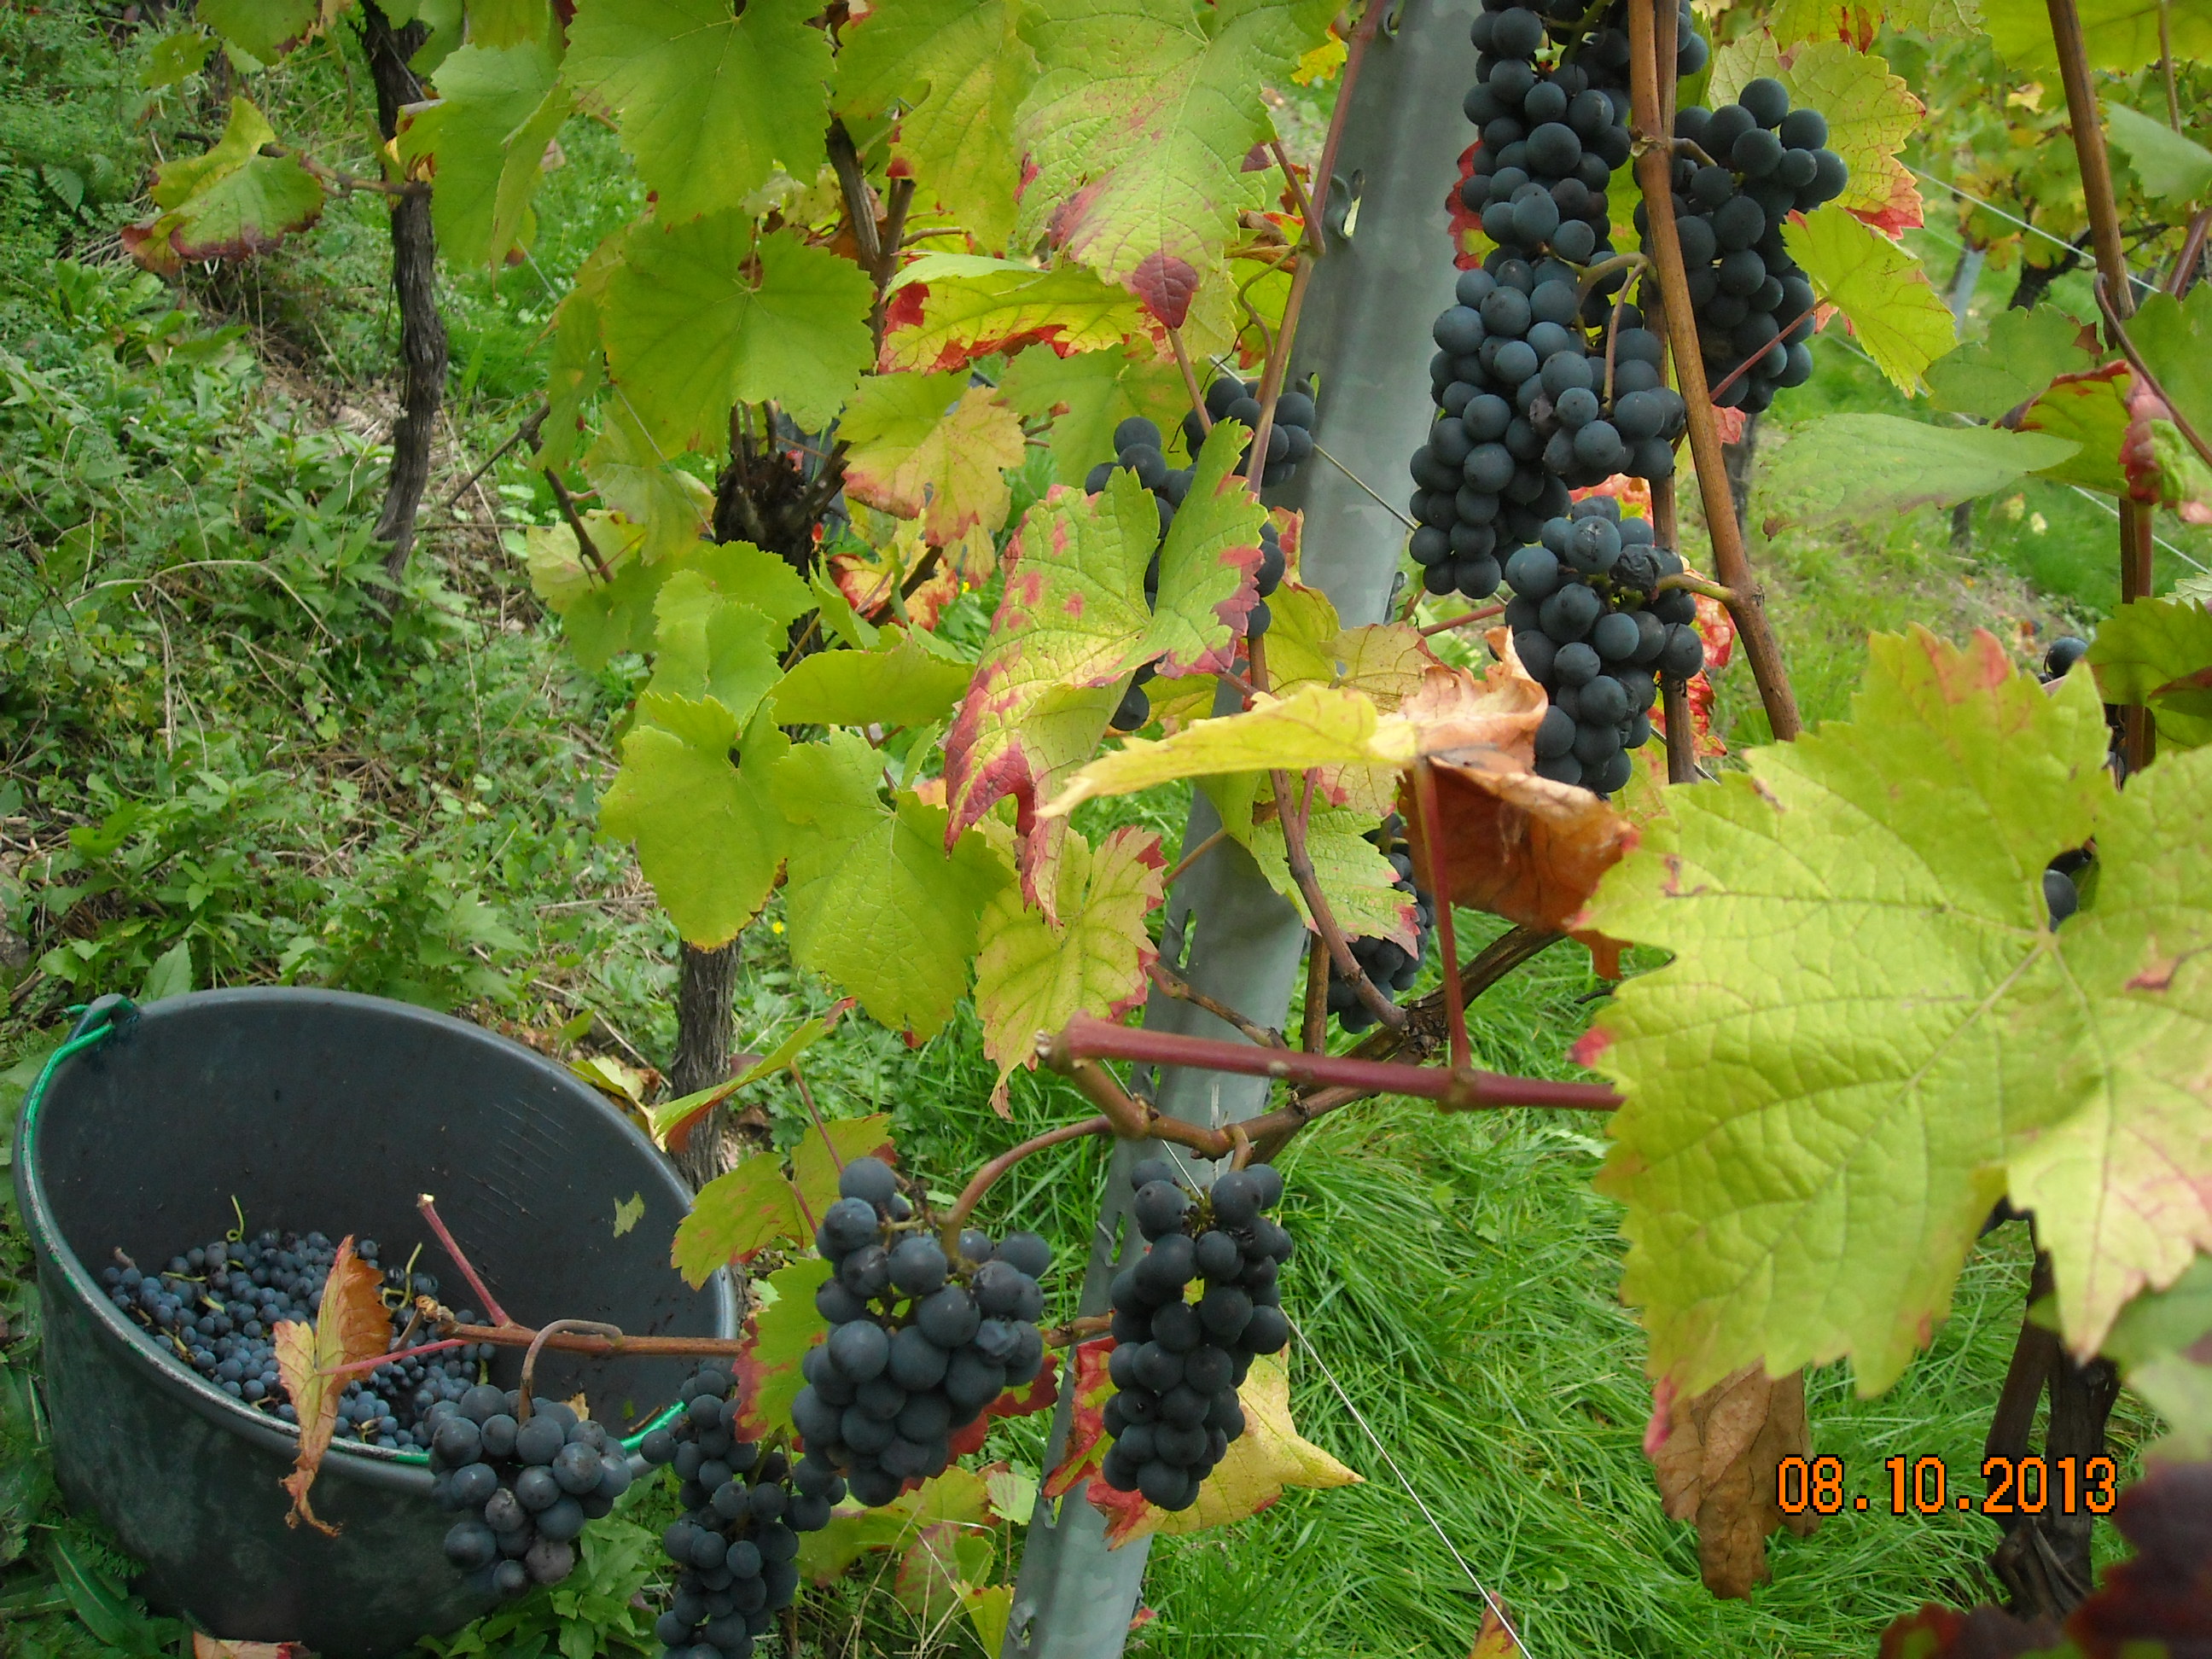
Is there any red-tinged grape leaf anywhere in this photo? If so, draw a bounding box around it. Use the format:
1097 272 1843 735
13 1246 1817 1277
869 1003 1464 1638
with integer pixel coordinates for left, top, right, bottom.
2066 1459 2212 1656
893 1521 995 1625
999 341 1189 486
1709 36 1923 231
789 1115 897 1237
947 1353 1062 1461
1875 1604 2065 1659
1086 1353 1358 1546
944 422 1261 913
640 1076 744 1155
1782 207 1955 391
772 734 1013 1039
829 511 969 627
603 218 873 451
599 697 791 949
769 630 975 730
579 405 713 567
797 1464 994 1581
1754 415 2080 533
275 1236 387 1534
2124 287 2212 524
880 255 1152 375
1984 0 2212 73
1927 307 2098 422
1764 0 1982 45
563 0 829 222
125 97 324 275
1579 630 2125 1396
736 1255 832 1441
396 38 568 270
2016 365 2132 495
1045 1338 1118 1498
195 0 317 62
834 0 1036 253
841 372 1027 544
975 825 1166 1108
194 1639 311 1659
1468 1605 1525 1657
671 1155 806 1286
1650 1365 1817 1599
1015 0 1336 317
2100 1254 2212 1461
2087 597 2212 751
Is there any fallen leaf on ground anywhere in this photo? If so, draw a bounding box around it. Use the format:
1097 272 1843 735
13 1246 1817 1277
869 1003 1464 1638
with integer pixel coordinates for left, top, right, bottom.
1650 1363 1818 1598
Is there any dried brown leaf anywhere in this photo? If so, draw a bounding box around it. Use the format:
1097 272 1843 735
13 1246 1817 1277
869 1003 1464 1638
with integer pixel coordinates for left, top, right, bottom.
1650 1365 1815 1599
275 1236 388 1534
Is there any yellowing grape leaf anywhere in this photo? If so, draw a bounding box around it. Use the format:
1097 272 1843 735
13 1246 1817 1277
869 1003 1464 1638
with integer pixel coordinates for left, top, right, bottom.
893 1522 994 1626
1086 1352 1358 1545
275 1237 387 1534
1784 207 1957 392
773 734 1012 1038
769 630 974 729
841 372 1027 544
1753 415 2080 530
1582 629 2212 1394
1016 0 1336 323
789 1115 897 1230
2087 596 2212 750
672 1156 806 1284
579 406 713 566
643 572 783 720
835 0 1037 253
1000 341 1188 486
1265 584 1442 818
799 1465 995 1581
600 697 791 948
881 254 1151 374
1247 805 1417 947
463 0 547 47
1926 306 2097 420
1984 0 2212 73
398 38 568 269
2017 364 2133 494
1650 1365 1817 1599
735 1255 831 1441
563 0 830 223
604 218 873 451
974 824 1166 1105
1764 0 1982 46
124 97 323 275
944 422 1263 912
1709 38 1922 232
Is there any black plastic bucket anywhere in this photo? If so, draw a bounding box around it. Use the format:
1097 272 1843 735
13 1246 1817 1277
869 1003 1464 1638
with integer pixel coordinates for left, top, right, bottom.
14 988 736 1657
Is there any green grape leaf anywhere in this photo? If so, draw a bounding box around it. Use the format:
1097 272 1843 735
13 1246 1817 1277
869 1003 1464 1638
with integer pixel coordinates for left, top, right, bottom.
539 230 621 473
603 218 874 451
1784 207 1957 392
1247 805 1419 947
973 824 1166 1100
1015 0 1336 323
2100 1253 2212 1459
1000 341 1190 485
735 1255 832 1440
798 1466 995 1582
811 568 881 650
1580 630 2116 1395
140 28 215 90
599 697 791 948
397 38 568 269
2087 596 2212 750
195 0 316 61
124 97 323 274
773 735 1012 1039
943 422 1263 910
1752 414 2080 532
579 404 713 565
524 512 661 666
835 0 1037 253
2015 365 2132 494
563 0 831 223
769 630 975 728
1926 306 2097 419
1711 38 1922 234
644 572 783 720
881 254 1152 374
2105 102 2212 207
672 1155 805 1284
466 0 550 46
1985 0 2212 73
841 372 1027 544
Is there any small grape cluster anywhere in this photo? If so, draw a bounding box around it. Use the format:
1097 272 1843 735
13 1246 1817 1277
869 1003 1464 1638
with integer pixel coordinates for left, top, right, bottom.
643 1364 840 1659
2038 634 2094 928
430 1384 632 1598
1328 814 1435 1034
1175 373 1318 488
789 1156 1052 1508
105 1228 494 1449
1098 1161 1293 1511
1502 496 1703 796
1413 0 1704 599
1087 410 1291 731
1638 79 1849 414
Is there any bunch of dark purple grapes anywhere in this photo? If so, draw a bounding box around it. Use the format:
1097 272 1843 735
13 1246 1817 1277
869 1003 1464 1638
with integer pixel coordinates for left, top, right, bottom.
643 1363 839 1659
429 1384 632 1598
1637 78 1848 413
1098 1160 1293 1511
788 1156 1052 1508
1329 814 1435 1034
1175 372 1317 488
1503 495 1702 796
1086 411 1290 730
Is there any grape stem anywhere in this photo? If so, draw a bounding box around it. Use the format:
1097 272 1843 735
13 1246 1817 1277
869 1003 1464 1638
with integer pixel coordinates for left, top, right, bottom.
1167 326 1214 438
1147 958 1288 1049
1269 767 1409 1031
1704 305 1820 405
937 1116 1118 1251
320 1337 469 1381
518 1319 625 1418
1269 139 1323 257
1041 1314 1113 1348
430 1309 752 1362
416 1193 513 1328
2094 274 2212 471
1163 825 1230 889
1627 0 1802 741
1575 252 1652 301
544 470 612 584
1301 932 1330 1055
1666 137 1722 171
1652 571 1738 604
1417 602 1507 636
1410 760 1470 1074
